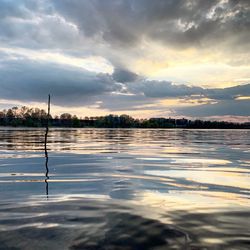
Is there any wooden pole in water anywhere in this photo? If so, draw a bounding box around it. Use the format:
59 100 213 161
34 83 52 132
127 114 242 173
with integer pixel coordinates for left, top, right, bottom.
44 94 50 198
45 94 50 151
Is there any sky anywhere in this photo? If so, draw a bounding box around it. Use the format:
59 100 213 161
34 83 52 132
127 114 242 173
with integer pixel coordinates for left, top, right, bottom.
0 0 250 121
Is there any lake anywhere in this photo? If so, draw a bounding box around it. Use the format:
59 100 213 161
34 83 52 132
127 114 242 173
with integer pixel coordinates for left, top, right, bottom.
0 128 249 249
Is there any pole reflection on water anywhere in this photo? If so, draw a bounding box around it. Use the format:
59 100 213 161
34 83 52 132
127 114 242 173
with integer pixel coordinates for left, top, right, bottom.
44 132 49 198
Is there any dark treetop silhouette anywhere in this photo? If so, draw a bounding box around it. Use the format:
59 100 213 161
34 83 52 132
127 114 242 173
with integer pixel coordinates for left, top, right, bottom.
0 106 249 129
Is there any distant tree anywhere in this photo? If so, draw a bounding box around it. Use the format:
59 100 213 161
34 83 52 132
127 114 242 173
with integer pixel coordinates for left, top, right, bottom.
60 113 72 120
0 111 5 119
12 106 19 118
31 108 41 119
6 109 14 120
20 106 29 119
40 109 47 119
72 115 80 127
120 114 134 127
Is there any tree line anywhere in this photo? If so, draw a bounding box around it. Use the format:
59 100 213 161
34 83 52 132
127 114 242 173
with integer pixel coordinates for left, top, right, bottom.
0 106 249 129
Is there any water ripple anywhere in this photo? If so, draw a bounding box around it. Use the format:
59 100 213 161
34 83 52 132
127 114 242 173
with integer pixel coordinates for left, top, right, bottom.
0 128 250 249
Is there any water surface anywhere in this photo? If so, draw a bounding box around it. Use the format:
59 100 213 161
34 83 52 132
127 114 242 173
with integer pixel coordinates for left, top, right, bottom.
0 128 250 249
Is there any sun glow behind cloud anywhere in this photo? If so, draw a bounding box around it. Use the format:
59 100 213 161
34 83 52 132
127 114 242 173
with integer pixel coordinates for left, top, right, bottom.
124 39 250 87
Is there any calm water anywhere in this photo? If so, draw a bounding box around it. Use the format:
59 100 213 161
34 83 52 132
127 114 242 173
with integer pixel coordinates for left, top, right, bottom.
0 128 250 249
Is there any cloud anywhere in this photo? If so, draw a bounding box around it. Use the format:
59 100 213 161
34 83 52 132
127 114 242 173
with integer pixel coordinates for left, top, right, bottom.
208 84 250 100
177 100 250 117
112 68 140 83
1 1 250 57
125 79 250 100
51 0 250 51
0 0 31 19
0 0 82 50
126 80 205 97
0 58 120 106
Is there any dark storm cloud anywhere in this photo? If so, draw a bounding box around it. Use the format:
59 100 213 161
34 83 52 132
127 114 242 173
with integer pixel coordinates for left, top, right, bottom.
112 68 140 83
93 93 153 112
51 0 250 50
177 100 250 116
0 59 120 106
1 0 249 51
126 80 205 97
207 84 250 100
125 80 250 100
